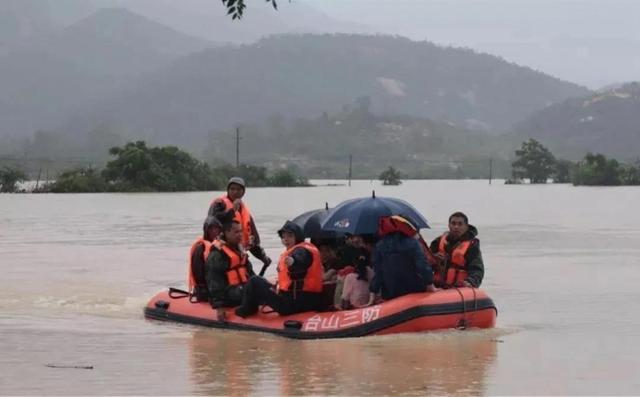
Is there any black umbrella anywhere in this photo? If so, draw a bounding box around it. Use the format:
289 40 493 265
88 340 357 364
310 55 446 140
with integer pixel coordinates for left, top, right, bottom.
291 203 333 240
320 192 429 235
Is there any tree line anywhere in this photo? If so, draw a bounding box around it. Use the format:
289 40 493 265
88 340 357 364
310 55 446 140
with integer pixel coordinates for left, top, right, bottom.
0 141 309 193
510 138 640 185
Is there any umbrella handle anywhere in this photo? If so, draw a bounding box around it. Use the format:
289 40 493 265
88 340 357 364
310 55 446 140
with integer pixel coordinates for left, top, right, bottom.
258 263 269 277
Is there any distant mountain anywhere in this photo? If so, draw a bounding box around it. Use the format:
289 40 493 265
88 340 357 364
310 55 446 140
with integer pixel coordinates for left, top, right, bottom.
0 7 215 137
67 34 589 145
0 0 54 49
512 82 640 160
39 0 371 44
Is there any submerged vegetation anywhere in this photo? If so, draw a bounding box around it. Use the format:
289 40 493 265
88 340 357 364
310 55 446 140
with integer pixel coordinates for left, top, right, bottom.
22 141 310 193
379 166 403 186
509 139 640 186
0 166 27 193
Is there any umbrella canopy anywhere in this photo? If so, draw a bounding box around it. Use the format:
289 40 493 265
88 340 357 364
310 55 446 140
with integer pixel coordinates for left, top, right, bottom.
291 204 333 239
320 193 429 235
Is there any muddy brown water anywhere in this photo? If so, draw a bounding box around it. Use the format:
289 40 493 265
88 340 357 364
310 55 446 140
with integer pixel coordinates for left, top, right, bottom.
1 180 639 395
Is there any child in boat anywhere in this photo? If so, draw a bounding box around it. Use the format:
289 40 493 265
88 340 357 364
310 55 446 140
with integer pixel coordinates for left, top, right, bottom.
334 233 374 309
339 259 374 309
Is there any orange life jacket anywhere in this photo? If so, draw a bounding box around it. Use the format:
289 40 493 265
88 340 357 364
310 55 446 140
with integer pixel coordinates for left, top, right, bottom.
277 242 323 293
188 237 212 294
209 240 250 287
211 195 252 248
435 232 472 287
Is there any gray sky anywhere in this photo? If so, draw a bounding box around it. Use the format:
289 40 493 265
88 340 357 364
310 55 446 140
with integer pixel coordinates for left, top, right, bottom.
301 0 640 88
37 0 640 89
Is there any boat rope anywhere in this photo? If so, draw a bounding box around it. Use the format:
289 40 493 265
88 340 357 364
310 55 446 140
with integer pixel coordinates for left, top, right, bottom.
168 287 190 299
454 287 467 330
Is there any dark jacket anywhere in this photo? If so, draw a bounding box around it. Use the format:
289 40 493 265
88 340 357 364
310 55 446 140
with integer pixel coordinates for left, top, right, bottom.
370 233 433 300
286 246 314 286
429 225 484 287
205 243 255 308
208 197 268 262
190 241 209 300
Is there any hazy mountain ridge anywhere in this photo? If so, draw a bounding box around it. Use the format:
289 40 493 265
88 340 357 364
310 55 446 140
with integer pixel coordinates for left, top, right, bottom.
65 33 589 146
0 7 216 137
512 82 640 159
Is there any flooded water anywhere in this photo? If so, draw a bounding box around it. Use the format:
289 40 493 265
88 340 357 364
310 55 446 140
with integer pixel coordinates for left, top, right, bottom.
1 180 639 395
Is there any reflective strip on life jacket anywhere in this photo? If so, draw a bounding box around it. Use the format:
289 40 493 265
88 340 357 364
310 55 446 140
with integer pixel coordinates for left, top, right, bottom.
436 232 472 287
212 195 253 248
188 237 212 293
277 242 323 293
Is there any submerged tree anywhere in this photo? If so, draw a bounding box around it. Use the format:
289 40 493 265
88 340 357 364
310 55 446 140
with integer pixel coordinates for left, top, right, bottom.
103 141 220 191
553 159 574 183
572 153 622 186
0 166 27 193
49 167 108 193
511 139 556 183
379 166 403 186
619 161 640 185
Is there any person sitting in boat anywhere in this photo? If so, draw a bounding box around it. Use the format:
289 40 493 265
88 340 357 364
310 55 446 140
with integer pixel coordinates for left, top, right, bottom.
367 215 436 304
313 238 343 283
429 212 484 288
208 176 272 269
234 221 324 318
338 253 374 310
205 220 255 318
333 233 374 308
188 216 222 302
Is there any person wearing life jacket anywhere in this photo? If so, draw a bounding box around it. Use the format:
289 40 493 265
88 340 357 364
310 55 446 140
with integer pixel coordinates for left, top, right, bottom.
205 220 254 318
367 215 436 304
234 221 324 318
188 216 222 302
429 212 484 288
208 176 272 270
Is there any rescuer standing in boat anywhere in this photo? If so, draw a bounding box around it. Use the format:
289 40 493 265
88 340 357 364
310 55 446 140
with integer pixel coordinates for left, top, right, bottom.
208 177 272 270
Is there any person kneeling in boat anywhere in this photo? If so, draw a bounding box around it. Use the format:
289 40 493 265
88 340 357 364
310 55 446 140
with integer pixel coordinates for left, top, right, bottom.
205 220 255 319
188 216 223 302
367 215 436 305
234 221 324 318
429 212 484 288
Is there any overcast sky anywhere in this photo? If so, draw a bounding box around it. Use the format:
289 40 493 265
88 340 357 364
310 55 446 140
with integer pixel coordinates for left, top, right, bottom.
300 0 640 89
36 0 640 89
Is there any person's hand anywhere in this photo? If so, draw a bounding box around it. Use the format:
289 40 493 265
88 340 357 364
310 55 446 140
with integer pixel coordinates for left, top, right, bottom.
426 284 437 293
364 293 377 307
216 308 227 322
433 253 446 262
284 256 294 267
233 199 242 212
262 255 272 266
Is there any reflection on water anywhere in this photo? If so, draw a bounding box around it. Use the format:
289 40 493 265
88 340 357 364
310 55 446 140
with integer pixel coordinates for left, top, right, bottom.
188 329 498 396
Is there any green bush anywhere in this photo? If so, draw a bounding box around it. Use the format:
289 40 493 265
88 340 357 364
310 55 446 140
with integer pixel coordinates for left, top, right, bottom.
0 166 27 193
50 167 108 193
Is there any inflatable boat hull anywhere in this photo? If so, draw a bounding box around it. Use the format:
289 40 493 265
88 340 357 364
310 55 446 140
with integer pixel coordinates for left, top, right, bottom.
144 288 496 339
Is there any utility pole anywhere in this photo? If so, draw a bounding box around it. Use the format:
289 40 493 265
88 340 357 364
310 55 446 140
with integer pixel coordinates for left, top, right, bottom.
489 158 493 185
235 127 241 168
348 154 353 187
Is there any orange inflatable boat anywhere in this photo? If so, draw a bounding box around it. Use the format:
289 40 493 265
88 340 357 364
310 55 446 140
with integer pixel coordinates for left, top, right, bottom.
144 287 497 339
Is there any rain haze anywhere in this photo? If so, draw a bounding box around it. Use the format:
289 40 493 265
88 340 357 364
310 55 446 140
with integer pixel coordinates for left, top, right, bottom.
1 2 640 395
